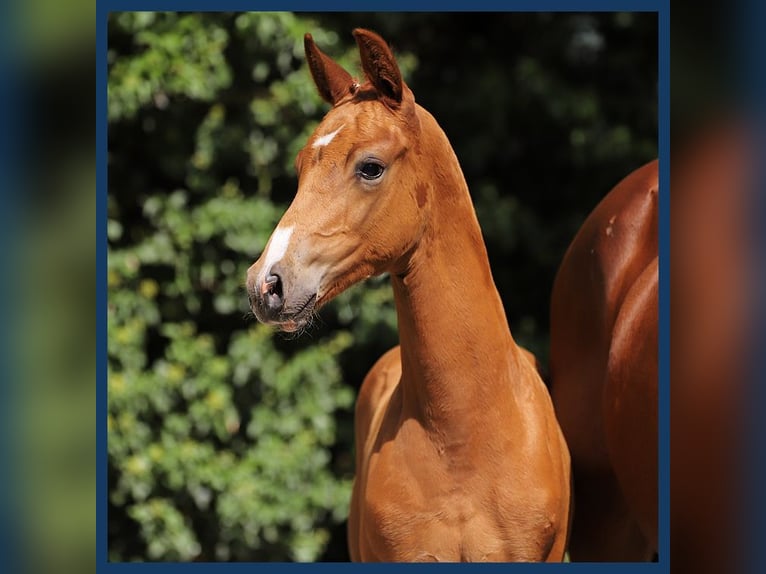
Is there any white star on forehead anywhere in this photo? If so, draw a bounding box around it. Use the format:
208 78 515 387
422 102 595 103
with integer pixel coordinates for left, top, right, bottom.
312 125 344 149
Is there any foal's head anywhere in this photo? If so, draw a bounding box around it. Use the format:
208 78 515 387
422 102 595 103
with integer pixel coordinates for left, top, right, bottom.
247 29 431 332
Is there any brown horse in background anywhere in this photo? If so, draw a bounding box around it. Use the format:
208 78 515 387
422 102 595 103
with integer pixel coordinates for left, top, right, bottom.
549 160 658 561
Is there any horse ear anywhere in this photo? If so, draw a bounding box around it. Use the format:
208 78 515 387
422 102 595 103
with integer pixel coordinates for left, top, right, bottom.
353 28 403 106
304 33 355 105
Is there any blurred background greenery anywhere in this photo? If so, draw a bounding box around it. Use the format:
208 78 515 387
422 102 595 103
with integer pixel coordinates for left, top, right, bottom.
106 12 656 562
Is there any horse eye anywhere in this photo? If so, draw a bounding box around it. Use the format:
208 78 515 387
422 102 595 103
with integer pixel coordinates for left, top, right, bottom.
358 161 385 181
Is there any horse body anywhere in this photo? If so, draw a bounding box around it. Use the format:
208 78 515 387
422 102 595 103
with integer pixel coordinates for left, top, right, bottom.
350 348 566 562
549 160 658 561
348 115 570 559
247 29 571 562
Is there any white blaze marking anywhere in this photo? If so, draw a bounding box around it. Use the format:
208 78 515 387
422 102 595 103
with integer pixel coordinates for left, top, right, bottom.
259 226 293 282
312 125 344 149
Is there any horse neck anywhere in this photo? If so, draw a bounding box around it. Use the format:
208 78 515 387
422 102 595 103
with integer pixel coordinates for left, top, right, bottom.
392 107 527 439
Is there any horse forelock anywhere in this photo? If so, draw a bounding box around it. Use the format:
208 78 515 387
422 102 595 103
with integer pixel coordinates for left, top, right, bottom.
331 79 416 117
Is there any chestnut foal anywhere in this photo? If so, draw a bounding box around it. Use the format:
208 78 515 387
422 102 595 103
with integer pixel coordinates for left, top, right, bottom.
247 29 571 562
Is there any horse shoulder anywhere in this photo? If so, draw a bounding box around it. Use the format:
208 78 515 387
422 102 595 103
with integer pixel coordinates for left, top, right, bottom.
499 352 572 561
354 346 402 457
349 346 401 560
517 345 545 381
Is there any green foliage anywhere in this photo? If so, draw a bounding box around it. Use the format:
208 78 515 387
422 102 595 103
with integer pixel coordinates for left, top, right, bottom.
108 13 232 121
108 12 656 562
108 12 398 562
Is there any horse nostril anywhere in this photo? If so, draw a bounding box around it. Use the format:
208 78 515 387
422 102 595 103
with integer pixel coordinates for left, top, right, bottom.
262 274 280 296
262 273 284 313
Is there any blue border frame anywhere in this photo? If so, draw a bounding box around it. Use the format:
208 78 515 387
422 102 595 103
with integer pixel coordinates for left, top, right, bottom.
656 3 669 569
97 2 669 571
741 1 766 573
0 0 22 572
101 0 661 12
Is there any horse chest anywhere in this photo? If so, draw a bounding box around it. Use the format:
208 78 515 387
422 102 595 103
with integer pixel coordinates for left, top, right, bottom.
361 478 502 561
358 441 544 562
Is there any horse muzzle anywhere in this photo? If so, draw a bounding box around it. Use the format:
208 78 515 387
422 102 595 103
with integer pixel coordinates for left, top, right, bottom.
247 262 318 332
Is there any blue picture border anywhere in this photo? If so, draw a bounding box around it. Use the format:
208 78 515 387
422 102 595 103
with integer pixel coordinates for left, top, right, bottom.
97 1 669 571
0 0 22 571
741 1 766 574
